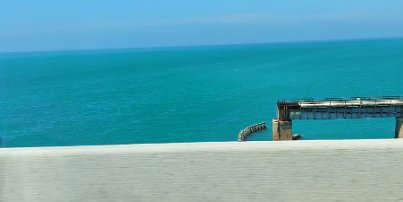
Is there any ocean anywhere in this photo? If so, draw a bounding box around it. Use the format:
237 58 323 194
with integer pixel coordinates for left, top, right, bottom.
1 38 402 147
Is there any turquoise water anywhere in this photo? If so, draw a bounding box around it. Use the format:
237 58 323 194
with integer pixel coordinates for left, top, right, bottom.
1 38 403 147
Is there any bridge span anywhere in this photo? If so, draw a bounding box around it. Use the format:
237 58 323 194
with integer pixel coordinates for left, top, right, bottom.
273 96 403 140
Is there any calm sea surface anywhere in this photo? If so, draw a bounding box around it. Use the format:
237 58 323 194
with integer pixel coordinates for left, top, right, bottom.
1 38 403 147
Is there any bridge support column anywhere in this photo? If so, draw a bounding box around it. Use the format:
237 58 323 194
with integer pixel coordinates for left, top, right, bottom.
395 117 403 138
272 119 292 141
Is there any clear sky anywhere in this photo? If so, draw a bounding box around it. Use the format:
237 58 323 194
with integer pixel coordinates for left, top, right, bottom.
1 0 403 52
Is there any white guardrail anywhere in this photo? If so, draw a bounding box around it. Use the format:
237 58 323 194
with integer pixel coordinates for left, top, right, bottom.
1 139 403 202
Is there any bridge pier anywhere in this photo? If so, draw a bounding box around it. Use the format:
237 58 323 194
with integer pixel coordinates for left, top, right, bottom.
395 117 403 138
272 119 292 141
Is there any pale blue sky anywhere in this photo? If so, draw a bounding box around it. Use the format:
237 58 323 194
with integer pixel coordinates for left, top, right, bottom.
1 0 403 52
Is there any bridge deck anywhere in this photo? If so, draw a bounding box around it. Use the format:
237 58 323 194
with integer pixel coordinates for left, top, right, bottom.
278 97 403 120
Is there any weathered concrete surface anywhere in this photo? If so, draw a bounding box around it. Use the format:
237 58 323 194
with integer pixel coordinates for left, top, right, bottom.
396 117 403 138
272 119 279 140
272 119 293 141
2 139 403 202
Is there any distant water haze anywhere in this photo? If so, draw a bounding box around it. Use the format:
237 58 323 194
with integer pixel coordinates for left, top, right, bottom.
0 38 402 147
1 0 403 52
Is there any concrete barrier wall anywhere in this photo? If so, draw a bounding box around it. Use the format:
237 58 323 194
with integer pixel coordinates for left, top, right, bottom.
1 139 403 202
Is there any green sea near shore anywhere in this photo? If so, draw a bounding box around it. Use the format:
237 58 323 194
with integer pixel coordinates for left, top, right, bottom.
1 38 403 147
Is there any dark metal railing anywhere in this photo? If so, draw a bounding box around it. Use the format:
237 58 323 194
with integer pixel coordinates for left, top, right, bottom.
277 96 403 121
278 96 403 104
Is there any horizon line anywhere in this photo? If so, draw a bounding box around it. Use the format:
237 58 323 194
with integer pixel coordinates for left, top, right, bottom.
1 36 402 55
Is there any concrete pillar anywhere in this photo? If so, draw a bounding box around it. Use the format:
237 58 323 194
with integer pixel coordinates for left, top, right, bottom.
272 119 293 141
395 117 403 138
272 119 279 141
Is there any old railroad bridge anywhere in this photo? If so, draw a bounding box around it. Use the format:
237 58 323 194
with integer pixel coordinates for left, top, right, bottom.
273 96 403 141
